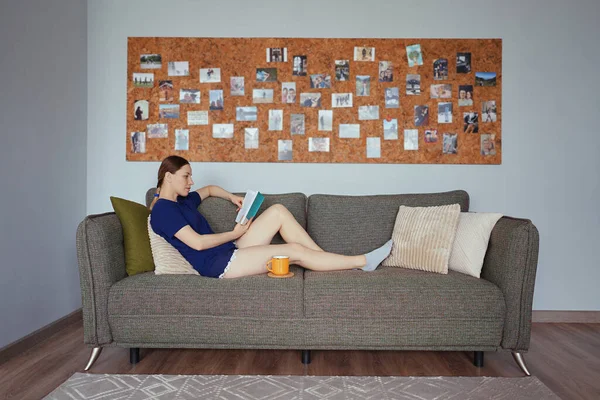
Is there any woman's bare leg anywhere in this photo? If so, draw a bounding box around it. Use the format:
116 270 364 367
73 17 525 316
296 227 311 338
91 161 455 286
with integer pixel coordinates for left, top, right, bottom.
222 243 365 279
235 204 323 251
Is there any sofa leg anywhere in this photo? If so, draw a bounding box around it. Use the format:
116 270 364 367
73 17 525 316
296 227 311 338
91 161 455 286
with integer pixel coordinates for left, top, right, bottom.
473 351 484 367
130 348 140 365
301 350 311 364
512 352 531 376
84 347 102 371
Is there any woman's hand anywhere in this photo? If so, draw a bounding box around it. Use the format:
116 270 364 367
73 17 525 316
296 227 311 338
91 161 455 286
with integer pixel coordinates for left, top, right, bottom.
232 218 253 238
230 194 244 211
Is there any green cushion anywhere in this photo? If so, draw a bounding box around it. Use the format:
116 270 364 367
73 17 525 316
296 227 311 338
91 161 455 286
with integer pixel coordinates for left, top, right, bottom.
110 196 155 276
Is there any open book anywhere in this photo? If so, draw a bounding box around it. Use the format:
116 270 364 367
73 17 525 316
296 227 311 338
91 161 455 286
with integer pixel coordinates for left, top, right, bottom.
235 190 265 225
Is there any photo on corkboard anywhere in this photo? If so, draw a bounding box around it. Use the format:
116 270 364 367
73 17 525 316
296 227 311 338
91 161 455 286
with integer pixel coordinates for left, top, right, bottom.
175 129 189 151
180 89 200 104
159 104 179 119
268 110 283 131
335 60 350 81
200 68 220 83
366 137 381 158
463 112 479 133
309 137 330 152
188 111 208 125
476 72 497 86
433 58 448 80
482 101 497 122
230 77 245 96
290 114 305 135
358 105 379 120
278 140 292 160
245 128 259 149
133 100 149 120
438 102 453 123
379 61 393 82
310 74 331 89
209 90 224 110
130 132 145 153
406 44 423 67
332 93 352 108
356 75 370 96
147 123 167 139
340 124 360 139
457 52 471 73
458 85 473 106
256 68 277 82
424 129 438 143
253 89 273 104
236 107 257 122
318 110 333 131
383 119 398 140
406 74 420 95
168 61 189 76
159 81 173 101
404 129 418 150
414 105 429 126
267 48 287 62
430 84 451 99
443 133 458 154
354 46 375 62
140 54 161 69
292 55 307 76
481 134 496 155
213 124 234 139
300 93 321 108
282 82 296 103
133 73 153 88
384 88 399 108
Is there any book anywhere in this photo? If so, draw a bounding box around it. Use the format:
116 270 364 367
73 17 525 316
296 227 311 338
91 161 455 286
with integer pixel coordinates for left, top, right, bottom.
235 190 265 225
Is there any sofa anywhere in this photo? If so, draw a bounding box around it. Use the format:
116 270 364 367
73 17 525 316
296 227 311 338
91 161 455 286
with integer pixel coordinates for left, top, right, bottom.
76 189 539 375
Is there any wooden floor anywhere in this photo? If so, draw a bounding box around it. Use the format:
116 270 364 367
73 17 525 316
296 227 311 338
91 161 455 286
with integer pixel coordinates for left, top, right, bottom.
1 321 599 399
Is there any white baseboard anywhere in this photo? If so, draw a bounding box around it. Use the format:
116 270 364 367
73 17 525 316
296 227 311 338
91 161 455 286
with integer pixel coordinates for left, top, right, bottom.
532 311 600 323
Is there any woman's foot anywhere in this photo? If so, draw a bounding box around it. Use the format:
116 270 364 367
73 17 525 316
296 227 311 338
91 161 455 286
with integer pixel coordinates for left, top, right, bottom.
362 239 393 271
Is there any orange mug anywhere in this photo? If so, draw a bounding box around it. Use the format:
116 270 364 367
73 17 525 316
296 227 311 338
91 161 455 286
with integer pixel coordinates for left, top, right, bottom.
267 256 290 275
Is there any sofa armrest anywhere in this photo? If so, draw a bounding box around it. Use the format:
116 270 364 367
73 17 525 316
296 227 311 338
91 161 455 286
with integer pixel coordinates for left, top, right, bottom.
480 216 540 352
76 212 127 346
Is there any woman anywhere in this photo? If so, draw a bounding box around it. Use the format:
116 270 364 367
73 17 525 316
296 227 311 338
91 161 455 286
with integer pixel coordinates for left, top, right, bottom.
150 156 392 279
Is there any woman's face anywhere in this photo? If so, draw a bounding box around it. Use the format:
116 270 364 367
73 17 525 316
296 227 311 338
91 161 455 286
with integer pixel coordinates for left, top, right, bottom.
168 164 194 196
466 91 472 99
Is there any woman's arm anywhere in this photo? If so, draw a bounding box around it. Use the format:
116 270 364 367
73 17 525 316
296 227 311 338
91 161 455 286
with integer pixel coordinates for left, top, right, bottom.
196 185 244 210
174 221 251 251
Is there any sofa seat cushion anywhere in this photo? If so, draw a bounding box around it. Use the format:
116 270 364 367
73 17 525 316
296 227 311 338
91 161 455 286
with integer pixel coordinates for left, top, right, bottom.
303 267 505 321
108 266 304 319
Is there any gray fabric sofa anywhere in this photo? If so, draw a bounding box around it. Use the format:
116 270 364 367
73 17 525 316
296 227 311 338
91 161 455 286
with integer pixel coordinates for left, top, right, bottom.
76 189 539 375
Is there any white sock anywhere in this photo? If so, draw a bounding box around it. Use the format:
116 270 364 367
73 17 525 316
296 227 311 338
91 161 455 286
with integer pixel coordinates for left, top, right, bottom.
362 239 393 271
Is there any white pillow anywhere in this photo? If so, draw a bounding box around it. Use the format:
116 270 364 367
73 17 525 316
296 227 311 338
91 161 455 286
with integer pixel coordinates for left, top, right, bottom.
448 212 503 278
382 204 461 274
147 216 199 275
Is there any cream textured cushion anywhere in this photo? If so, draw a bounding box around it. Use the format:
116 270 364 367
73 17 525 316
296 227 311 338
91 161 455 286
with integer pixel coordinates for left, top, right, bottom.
448 212 503 278
147 216 199 275
382 204 461 274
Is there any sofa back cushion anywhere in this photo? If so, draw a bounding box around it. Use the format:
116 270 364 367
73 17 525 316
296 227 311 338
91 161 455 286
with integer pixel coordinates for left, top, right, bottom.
146 189 307 244
307 190 469 255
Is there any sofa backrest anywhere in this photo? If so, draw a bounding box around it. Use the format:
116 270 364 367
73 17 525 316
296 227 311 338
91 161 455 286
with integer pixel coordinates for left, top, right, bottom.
307 190 469 255
145 188 307 245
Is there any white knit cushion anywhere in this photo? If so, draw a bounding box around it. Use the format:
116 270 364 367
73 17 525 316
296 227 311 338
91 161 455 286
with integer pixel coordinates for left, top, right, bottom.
448 212 503 278
147 216 199 275
382 204 461 274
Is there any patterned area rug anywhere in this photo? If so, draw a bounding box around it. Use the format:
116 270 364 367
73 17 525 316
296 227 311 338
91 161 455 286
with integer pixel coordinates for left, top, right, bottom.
45 373 559 399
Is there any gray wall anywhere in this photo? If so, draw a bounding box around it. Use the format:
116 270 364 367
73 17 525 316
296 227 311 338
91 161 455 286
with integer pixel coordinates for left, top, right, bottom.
87 0 600 310
0 0 87 349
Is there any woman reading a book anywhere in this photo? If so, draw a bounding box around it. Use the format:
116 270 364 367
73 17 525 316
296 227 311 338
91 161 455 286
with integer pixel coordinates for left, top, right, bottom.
150 156 392 279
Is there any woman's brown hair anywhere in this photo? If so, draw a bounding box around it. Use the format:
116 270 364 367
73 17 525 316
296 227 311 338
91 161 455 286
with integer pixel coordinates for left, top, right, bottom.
149 155 190 210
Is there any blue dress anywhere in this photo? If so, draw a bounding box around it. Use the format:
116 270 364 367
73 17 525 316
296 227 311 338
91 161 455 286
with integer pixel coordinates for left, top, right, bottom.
150 191 236 278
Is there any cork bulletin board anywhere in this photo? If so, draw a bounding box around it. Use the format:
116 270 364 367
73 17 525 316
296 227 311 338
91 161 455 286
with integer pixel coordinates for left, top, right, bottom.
127 37 501 164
